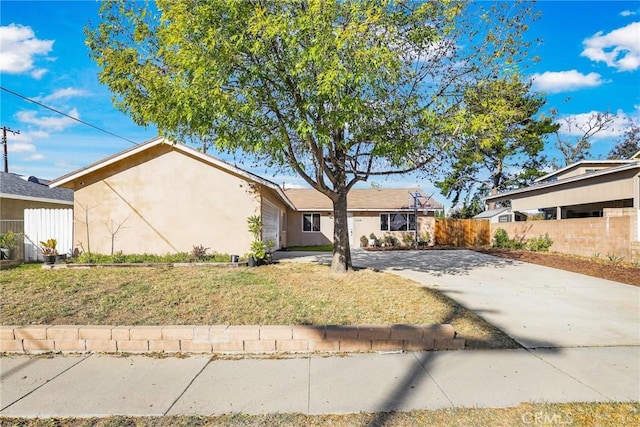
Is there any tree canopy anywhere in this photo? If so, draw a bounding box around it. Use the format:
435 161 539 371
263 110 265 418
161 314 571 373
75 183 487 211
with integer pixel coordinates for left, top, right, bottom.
436 76 558 209
86 0 539 272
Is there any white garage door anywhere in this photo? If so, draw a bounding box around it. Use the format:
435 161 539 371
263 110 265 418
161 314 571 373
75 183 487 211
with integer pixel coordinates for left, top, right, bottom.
262 200 280 249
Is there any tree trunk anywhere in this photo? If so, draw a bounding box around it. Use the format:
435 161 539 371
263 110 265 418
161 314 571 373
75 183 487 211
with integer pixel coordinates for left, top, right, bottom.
330 190 352 273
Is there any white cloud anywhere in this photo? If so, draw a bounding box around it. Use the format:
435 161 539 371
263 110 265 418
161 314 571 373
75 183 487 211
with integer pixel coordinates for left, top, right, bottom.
30 68 48 79
8 142 36 153
531 70 605 93
36 88 89 103
620 10 637 17
0 24 54 74
16 109 79 132
581 22 640 71
25 153 45 161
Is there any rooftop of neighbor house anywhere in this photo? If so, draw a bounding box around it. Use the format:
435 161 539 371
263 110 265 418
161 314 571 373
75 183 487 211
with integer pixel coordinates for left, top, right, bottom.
283 187 443 211
0 172 73 202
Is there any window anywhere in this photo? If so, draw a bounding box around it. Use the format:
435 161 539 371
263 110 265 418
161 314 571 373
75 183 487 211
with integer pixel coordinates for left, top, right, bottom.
380 213 416 231
303 213 321 232
498 214 511 223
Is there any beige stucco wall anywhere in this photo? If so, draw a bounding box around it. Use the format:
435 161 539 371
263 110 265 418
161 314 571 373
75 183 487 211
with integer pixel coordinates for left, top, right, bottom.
490 211 638 262
510 171 639 212
286 211 435 248
1 197 72 220
71 145 261 256
286 212 333 247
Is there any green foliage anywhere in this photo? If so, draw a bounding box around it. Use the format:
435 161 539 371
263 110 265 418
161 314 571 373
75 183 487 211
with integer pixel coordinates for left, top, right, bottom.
437 76 558 206
382 234 398 247
86 0 539 272
402 233 415 245
0 231 22 249
493 228 552 252
360 235 369 247
526 234 553 252
72 251 231 264
247 215 262 240
39 238 58 255
493 228 511 249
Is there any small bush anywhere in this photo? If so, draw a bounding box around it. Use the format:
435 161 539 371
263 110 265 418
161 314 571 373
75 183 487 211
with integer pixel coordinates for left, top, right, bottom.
360 235 368 247
526 234 553 252
70 251 231 264
494 228 553 252
191 245 210 261
493 228 511 248
402 233 414 246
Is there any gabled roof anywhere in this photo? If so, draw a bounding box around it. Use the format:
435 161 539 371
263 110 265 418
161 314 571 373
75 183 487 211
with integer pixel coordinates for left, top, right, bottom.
534 159 634 183
0 172 73 204
284 188 443 211
472 208 510 219
486 160 640 202
632 149 640 160
49 136 295 210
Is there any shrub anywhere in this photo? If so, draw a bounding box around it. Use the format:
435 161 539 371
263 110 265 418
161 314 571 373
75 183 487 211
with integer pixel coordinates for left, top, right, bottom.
526 234 553 252
493 228 511 249
402 233 414 246
360 235 368 247
191 244 210 261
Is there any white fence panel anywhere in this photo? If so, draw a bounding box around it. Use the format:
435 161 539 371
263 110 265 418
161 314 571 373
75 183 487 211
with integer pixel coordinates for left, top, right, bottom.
24 209 73 261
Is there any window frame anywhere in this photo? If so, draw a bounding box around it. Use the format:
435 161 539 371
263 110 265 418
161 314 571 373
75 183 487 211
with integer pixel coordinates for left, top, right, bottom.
379 212 416 232
302 213 321 233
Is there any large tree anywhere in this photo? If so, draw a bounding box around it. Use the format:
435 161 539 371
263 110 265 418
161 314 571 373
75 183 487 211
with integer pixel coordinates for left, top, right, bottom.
436 76 558 210
86 0 538 272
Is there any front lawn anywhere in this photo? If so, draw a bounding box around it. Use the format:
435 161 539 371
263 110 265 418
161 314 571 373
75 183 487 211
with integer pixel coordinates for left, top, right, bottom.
0 263 515 349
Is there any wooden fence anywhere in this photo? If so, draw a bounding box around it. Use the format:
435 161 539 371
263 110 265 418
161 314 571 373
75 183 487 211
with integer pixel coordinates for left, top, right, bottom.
435 219 490 247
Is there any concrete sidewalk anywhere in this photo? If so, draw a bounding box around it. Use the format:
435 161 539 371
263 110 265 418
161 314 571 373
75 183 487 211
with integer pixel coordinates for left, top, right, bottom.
2 346 638 418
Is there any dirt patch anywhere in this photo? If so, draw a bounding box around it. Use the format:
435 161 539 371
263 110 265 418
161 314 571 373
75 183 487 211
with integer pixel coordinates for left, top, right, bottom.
477 249 640 287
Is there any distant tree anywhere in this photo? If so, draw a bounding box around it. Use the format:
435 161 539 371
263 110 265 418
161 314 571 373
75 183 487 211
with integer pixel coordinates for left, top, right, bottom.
552 111 615 166
448 195 484 219
608 119 640 160
86 0 539 272
436 76 558 210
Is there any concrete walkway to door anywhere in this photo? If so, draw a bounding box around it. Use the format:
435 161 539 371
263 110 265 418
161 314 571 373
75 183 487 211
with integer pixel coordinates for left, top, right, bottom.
274 249 640 349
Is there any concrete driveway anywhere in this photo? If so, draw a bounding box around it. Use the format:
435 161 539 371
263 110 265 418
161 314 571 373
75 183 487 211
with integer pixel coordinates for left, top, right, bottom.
275 250 640 349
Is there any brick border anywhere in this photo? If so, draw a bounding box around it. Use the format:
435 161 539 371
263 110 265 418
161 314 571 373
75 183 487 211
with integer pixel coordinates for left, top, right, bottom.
0 324 465 354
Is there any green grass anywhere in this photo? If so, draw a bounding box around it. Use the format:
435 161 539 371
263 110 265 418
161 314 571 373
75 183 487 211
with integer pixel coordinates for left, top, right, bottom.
1 402 637 426
0 263 514 349
282 245 333 252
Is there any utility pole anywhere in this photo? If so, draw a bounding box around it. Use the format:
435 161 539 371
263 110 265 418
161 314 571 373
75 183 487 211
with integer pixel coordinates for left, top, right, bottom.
1 126 20 173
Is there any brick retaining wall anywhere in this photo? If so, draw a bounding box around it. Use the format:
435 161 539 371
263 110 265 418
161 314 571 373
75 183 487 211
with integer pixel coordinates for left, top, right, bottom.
0 324 464 354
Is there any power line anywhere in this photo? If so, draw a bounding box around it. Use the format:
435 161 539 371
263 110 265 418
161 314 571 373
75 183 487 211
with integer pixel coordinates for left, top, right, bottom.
0 86 140 146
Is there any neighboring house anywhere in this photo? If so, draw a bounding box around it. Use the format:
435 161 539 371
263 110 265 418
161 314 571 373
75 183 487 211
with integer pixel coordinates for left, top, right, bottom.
49 136 444 255
482 151 640 262
472 208 527 224
284 188 443 247
0 172 73 221
484 152 640 220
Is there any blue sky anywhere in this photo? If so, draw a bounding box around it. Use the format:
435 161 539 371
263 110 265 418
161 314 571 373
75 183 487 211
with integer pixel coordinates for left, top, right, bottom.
1 1 639 209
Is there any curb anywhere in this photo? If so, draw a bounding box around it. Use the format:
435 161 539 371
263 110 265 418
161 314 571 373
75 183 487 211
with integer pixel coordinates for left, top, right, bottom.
0 324 465 355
